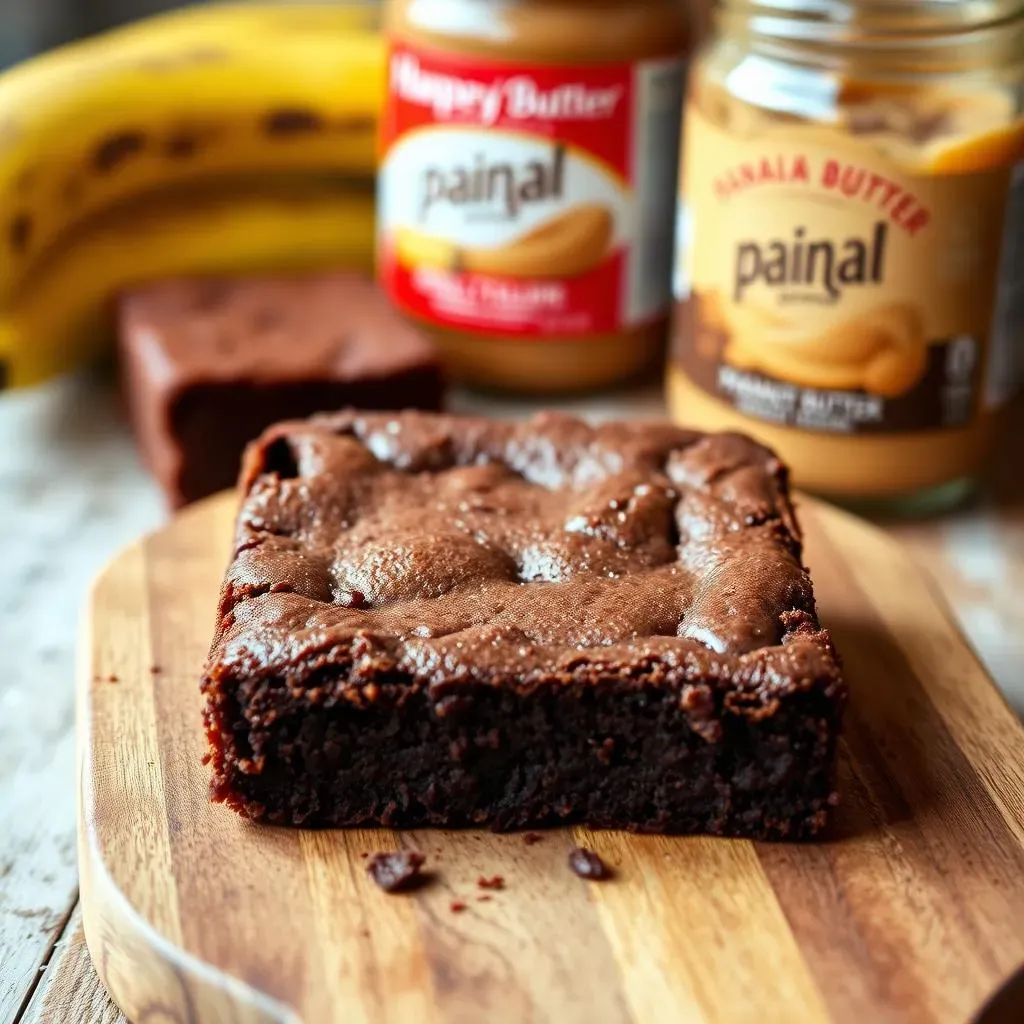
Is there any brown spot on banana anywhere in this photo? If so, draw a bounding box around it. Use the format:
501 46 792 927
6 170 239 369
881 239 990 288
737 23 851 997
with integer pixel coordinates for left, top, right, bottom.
8 214 31 253
164 133 200 159
93 130 147 173
163 122 222 160
263 109 326 136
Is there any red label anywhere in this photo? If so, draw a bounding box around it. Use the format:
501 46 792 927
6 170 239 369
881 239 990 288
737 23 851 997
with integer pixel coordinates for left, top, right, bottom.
378 41 683 339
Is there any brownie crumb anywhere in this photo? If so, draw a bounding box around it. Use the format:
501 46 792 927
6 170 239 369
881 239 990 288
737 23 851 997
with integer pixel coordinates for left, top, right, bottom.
477 875 505 890
450 901 467 913
107 674 120 684
366 851 427 893
568 848 612 881
149 665 162 674
524 832 543 845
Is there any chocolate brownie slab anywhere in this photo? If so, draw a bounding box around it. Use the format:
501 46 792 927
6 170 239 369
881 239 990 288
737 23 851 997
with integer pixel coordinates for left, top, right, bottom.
202 411 845 838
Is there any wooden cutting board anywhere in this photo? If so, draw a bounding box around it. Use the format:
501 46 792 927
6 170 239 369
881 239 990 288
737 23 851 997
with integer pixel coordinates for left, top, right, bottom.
78 492 1024 1024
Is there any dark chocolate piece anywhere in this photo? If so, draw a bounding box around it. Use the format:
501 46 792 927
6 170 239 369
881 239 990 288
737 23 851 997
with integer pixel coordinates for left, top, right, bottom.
118 273 444 507
366 851 427 893
202 411 846 838
568 848 612 881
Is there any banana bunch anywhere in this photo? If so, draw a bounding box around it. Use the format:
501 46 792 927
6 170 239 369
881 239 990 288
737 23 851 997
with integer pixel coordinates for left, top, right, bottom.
0 3 383 388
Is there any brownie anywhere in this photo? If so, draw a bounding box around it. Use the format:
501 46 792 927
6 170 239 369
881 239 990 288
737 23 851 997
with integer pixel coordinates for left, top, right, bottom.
202 411 846 838
118 273 445 507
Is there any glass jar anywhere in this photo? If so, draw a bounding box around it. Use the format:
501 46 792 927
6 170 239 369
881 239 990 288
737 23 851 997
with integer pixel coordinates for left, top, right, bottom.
378 0 689 394
668 0 1024 512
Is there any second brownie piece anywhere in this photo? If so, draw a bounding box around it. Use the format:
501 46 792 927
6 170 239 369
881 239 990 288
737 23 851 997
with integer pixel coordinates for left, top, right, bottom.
119 273 444 507
203 411 846 838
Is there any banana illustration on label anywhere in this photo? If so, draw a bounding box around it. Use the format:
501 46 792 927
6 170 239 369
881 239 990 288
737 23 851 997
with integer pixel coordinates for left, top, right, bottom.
395 204 614 279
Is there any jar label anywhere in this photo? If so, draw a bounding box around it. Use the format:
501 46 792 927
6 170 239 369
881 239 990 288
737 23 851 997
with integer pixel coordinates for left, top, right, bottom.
673 103 1024 434
379 42 683 339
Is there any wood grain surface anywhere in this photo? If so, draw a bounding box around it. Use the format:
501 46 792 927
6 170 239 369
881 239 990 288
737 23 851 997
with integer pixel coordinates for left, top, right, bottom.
77 491 1024 1024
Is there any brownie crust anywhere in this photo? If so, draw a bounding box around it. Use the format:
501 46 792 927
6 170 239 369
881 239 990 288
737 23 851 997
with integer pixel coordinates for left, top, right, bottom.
202 411 845 838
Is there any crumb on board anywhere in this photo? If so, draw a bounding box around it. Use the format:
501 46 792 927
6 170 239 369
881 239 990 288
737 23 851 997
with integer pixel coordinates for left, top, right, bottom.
366 851 428 893
568 847 613 881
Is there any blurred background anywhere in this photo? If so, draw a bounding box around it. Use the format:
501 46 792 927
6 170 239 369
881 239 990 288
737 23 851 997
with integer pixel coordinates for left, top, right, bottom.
2 1 182 63
1 0 365 65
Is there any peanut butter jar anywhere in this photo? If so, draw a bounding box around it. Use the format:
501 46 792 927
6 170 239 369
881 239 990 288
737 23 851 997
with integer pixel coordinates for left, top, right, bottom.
669 0 1024 511
378 0 689 394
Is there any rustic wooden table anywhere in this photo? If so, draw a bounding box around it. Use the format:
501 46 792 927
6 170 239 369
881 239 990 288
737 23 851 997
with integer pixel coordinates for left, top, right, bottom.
1 374 1021 1024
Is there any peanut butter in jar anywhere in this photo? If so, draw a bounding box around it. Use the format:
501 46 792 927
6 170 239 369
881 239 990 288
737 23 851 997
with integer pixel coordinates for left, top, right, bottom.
669 0 1024 511
378 0 689 394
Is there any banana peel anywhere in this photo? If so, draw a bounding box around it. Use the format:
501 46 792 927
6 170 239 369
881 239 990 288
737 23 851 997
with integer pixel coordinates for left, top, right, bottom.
1 180 375 389
0 3 384 388
0 5 383 302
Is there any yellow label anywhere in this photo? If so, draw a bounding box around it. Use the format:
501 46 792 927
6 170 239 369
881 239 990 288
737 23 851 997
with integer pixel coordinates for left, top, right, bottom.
673 103 1023 434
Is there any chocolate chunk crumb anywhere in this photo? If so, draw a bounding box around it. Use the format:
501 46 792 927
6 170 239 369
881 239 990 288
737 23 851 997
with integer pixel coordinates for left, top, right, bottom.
524 832 543 845
450 901 467 913
367 851 427 893
107 674 120 684
568 847 612 881
477 875 504 890
359 851 368 859
93 130 146 173
477 895 492 902
149 665 161 674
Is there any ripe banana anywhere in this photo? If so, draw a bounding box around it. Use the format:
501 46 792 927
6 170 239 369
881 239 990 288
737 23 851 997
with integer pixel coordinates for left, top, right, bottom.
0 180 375 389
395 204 615 278
0 3 383 306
